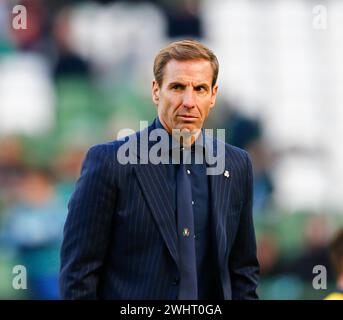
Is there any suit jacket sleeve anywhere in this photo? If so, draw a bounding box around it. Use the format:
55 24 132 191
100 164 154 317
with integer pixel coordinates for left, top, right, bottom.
59 145 117 299
229 151 260 299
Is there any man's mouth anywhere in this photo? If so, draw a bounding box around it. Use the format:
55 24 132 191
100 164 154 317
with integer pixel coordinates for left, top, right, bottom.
177 115 198 120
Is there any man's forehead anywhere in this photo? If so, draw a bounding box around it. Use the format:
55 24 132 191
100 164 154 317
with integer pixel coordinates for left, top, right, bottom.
166 58 212 71
166 77 211 85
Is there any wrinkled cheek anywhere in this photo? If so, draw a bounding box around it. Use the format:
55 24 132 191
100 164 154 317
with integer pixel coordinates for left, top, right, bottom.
171 104 182 116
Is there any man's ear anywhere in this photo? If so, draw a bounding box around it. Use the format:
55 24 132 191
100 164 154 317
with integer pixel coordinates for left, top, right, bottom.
152 80 160 106
210 84 218 109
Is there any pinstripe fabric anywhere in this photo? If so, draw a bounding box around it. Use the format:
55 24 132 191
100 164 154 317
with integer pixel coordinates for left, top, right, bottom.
60 119 259 300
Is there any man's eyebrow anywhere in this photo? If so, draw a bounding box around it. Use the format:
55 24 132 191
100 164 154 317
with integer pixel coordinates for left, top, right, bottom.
167 81 210 88
168 81 186 87
194 83 210 88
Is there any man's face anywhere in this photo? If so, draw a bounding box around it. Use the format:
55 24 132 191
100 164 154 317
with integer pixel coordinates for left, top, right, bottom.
152 59 218 136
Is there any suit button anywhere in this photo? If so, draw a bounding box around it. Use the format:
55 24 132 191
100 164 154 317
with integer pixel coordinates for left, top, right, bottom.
172 278 179 285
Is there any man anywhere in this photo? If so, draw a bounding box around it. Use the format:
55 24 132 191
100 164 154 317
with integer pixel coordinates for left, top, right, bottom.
60 39 259 300
324 228 343 300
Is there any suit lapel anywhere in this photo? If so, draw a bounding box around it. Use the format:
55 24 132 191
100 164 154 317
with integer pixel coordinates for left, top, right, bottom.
132 120 179 267
134 163 179 267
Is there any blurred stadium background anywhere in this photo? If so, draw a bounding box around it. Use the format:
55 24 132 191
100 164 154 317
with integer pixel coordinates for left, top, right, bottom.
1 0 343 299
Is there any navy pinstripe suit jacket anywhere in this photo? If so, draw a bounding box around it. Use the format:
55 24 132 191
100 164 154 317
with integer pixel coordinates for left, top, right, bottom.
60 119 259 299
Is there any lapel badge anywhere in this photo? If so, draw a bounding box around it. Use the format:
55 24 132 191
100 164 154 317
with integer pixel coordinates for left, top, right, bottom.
224 170 230 178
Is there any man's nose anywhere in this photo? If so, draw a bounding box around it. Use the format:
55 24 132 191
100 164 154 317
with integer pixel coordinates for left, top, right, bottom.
182 88 196 109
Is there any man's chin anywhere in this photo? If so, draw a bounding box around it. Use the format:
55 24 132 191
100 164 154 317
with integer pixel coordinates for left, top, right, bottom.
174 122 202 133
171 125 202 145
175 127 200 134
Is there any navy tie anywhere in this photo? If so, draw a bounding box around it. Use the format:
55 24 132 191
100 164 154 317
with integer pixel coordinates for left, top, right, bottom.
176 157 198 300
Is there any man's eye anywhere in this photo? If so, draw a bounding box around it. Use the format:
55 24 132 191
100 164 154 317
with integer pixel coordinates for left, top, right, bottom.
172 84 183 90
195 86 206 92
